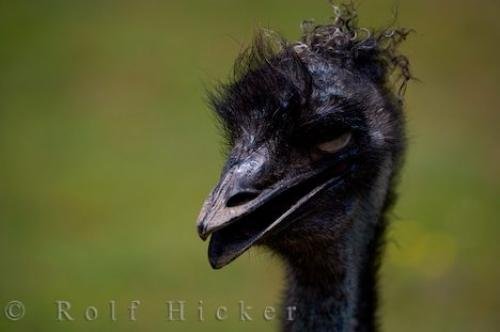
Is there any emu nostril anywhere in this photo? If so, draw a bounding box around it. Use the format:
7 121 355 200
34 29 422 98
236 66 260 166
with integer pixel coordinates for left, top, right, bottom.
226 191 260 207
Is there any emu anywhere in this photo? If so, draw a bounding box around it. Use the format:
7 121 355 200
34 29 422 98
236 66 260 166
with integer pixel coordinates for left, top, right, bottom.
197 4 411 331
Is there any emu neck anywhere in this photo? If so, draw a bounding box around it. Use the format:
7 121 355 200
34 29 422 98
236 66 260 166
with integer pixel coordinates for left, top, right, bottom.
279 214 386 332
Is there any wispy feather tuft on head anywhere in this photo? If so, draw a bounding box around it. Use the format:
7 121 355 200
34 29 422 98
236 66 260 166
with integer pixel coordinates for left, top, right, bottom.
198 3 412 331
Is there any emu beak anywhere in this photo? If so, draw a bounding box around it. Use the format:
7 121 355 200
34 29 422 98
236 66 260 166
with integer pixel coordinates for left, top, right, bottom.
196 152 349 269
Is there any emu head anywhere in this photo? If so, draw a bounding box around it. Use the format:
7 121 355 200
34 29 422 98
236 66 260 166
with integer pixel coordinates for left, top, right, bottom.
197 7 410 269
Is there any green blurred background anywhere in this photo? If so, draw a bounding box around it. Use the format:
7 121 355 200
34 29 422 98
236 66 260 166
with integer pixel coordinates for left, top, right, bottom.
0 0 498 331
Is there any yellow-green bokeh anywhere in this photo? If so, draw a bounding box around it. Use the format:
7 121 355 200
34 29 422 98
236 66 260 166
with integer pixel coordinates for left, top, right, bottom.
0 1 498 331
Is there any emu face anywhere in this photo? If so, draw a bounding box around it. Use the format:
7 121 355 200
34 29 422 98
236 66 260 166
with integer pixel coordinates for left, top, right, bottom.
197 42 405 269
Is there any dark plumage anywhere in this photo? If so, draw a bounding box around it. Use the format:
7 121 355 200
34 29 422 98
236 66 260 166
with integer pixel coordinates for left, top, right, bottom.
197 4 411 331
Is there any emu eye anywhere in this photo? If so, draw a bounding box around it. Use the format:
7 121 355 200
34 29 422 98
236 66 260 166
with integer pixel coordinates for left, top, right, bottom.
316 132 352 154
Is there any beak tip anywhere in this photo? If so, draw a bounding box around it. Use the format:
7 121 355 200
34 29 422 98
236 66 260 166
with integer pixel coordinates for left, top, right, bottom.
197 223 209 241
209 254 224 270
209 260 220 269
